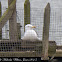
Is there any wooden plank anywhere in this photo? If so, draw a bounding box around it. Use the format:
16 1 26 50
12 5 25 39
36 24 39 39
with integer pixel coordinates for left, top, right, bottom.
0 40 56 57
42 3 50 60
8 0 18 41
0 0 16 30
0 40 56 55
0 52 36 57
0 51 59 57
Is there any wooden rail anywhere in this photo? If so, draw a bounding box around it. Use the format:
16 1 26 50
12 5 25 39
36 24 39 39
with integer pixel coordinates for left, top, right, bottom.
0 40 56 57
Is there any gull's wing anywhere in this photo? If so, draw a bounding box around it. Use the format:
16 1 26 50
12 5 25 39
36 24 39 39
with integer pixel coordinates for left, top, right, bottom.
21 30 40 41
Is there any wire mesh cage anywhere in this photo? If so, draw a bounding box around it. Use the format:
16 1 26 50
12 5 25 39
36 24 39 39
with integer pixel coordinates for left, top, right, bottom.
1 0 62 59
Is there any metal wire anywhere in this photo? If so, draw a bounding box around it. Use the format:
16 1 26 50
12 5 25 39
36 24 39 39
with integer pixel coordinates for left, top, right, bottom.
0 0 62 57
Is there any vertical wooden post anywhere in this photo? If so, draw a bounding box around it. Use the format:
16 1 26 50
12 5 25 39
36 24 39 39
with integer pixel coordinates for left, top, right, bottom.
24 0 30 31
42 3 50 60
17 23 21 40
0 2 1 17
8 0 18 41
0 2 2 39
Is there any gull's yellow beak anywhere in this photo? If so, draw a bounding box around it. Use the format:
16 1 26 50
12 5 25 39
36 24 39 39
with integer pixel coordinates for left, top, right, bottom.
32 26 36 28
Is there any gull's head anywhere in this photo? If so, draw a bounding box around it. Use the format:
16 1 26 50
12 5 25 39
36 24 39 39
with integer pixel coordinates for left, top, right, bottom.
25 24 36 31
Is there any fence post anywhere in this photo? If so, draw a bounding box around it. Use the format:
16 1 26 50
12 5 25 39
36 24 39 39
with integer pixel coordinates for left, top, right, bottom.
8 0 18 41
42 3 50 60
24 0 30 31
17 23 21 40
0 2 2 39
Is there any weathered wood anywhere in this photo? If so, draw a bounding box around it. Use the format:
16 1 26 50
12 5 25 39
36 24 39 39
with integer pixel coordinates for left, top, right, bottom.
8 0 18 41
49 50 62 57
0 2 1 18
0 40 56 56
17 23 21 39
0 41 56 57
0 0 16 30
42 3 50 60
24 0 30 31
0 51 61 57
0 52 36 57
0 2 2 39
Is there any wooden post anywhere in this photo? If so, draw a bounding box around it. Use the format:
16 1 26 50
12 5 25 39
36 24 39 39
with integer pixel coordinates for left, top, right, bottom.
42 3 50 60
0 0 16 30
24 0 30 31
0 2 1 17
8 0 18 41
17 23 21 40
0 2 2 39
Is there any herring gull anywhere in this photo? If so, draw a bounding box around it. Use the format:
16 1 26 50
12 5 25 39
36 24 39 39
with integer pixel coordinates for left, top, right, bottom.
22 24 40 41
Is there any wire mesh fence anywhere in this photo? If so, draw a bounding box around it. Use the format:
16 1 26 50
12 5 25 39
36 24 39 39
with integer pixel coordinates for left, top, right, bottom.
0 0 62 58
16 8 62 46
1 8 62 45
